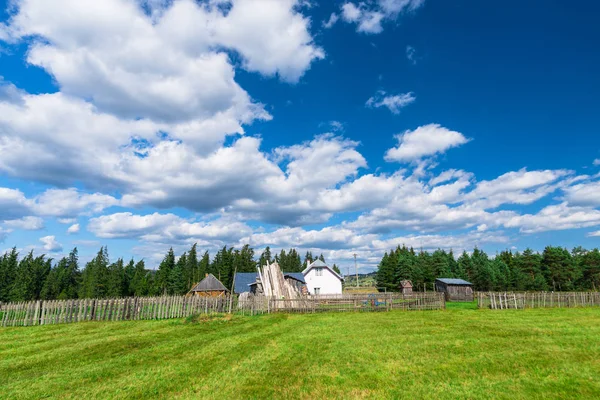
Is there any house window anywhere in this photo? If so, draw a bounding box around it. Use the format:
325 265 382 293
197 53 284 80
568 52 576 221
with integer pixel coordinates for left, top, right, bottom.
314 287 321 295
315 268 323 276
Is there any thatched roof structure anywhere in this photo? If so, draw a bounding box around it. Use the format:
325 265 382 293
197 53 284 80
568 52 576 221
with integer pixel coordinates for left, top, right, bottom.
190 274 229 293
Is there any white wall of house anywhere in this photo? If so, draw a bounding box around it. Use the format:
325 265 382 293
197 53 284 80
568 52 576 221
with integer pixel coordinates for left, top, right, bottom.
304 267 342 295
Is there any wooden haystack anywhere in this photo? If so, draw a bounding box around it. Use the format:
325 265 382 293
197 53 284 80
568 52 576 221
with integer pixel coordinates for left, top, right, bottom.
188 273 229 298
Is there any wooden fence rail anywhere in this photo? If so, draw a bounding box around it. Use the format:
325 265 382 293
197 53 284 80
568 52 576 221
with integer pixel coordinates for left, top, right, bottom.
0 292 445 327
477 291 600 310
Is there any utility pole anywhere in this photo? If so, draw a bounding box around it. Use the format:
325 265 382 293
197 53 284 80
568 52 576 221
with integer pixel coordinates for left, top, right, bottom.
353 253 359 288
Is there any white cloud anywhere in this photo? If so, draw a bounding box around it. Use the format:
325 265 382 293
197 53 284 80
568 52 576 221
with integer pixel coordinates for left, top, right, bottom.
366 90 415 114
406 45 416 64
341 3 362 22
3 216 44 231
593 159 600 166
3 0 322 124
562 180 600 207
67 224 80 234
323 13 339 29
0 187 31 220
341 0 425 34
384 124 470 163
40 235 63 252
504 202 600 234
33 189 119 218
88 212 252 245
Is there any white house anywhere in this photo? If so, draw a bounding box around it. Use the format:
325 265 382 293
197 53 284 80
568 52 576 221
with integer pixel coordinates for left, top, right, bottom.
302 260 343 295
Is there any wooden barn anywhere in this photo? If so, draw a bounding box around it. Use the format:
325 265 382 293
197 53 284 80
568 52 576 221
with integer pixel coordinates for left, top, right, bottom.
399 280 413 295
435 278 474 301
188 274 229 297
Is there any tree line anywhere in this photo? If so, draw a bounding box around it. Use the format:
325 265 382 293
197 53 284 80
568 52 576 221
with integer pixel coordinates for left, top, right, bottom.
376 246 600 292
0 245 340 302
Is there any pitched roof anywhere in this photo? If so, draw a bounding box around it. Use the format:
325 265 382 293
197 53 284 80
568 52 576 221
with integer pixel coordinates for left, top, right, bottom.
400 280 413 288
302 260 344 281
284 273 306 283
191 273 229 292
233 272 306 293
435 278 472 286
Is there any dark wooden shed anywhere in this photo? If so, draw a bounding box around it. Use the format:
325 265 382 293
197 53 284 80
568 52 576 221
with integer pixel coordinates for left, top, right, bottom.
435 278 473 301
188 274 229 298
399 280 413 295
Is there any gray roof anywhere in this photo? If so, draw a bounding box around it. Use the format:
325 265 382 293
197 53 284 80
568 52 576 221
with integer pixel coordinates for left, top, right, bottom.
436 278 472 286
302 260 344 280
191 273 229 292
234 272 306 293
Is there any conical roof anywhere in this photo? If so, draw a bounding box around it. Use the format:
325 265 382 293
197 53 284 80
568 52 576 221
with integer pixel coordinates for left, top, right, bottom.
191 273 229 292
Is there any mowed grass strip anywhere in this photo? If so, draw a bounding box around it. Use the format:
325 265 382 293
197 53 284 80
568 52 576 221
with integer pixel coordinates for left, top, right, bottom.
1 308 600 399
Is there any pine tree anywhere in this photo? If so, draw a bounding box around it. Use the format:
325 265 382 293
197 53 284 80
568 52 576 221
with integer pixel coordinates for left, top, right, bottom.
130 260 148 296
186 243 198 287
237 244 256 272
80 247 109 298
0 248 18 302
156 248 175 295
394 246 413 284
541 246 578 291
517 249 546 290
199 251 209 280
258 247 273 268
170 253 187 295
332 264 341 275
124 259 136 296
106 258 125 298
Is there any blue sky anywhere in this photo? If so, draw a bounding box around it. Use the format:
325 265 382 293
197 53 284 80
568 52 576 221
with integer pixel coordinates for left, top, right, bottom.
1 0 599 271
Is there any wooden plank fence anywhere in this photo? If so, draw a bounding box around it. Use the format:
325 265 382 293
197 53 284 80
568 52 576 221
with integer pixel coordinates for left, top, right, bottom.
237 292 445 315
477 291 600 310
0 292 445 327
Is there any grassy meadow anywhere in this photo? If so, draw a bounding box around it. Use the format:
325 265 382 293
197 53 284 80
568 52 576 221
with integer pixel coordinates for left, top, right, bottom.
1 306 600 399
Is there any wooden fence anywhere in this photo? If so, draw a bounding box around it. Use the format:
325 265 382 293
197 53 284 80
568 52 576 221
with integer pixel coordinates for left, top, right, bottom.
0 292 445 327
237 292 445 315
477 291 600 310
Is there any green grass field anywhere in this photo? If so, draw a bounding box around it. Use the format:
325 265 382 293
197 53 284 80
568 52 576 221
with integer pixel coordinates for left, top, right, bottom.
2 307 600 399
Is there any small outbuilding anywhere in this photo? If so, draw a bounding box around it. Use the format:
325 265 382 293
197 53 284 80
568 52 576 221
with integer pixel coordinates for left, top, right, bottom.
399 280 413 295
188 273 229 297
435 278 473 301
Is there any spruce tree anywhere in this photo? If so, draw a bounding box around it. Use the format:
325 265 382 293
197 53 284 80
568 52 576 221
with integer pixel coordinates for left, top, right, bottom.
156 248 175 295
186 243 198 286
0 248 18 302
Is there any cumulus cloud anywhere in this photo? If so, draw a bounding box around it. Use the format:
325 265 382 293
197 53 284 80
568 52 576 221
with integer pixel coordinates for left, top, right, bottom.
88 212 252 244
40 235 63 252
564 180 600 207
3 216 45 231
67 224 80 234
504 202 600 234
593 159 600 166
0 187 117 222
3 0 322 123
366 90 415 114
384 124 470 163
341 0 424 34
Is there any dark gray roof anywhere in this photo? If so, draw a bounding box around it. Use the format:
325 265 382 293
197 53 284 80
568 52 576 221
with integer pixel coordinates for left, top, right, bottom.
436 278 472 285
191 273 229 292
234 272 305 293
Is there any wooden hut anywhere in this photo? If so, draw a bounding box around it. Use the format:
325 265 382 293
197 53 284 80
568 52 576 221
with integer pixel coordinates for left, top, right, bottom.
399 280 413 295
435 278 473 301
188 274 229 297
